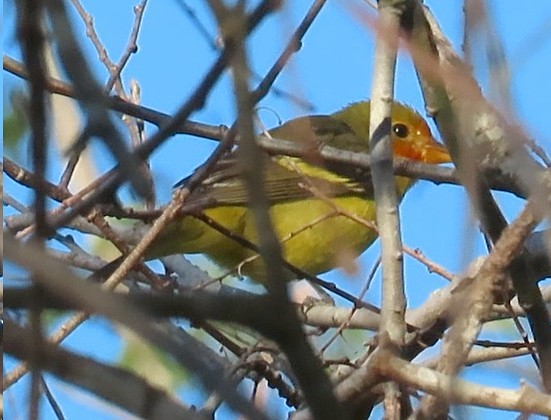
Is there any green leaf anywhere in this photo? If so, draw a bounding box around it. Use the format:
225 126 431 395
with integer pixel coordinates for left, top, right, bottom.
3 89 29 151
118 329 189 392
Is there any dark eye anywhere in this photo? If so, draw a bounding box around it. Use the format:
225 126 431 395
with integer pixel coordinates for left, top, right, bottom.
392 123 409 138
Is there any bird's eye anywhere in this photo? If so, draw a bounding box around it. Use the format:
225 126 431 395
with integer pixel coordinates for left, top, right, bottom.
392 123 409 139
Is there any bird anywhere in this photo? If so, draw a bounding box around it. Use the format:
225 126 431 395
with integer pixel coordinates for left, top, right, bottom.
139 100 451 282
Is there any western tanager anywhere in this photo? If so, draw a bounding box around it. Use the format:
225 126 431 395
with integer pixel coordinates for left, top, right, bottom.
140 101 451 282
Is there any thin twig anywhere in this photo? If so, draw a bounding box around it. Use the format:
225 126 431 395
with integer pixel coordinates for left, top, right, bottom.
4 188 190 388
417 203 539 416
104 0 148 92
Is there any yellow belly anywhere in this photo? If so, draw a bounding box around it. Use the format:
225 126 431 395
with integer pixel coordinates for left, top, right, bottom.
147 196 379 282
146 176 413 282
243 196 378 278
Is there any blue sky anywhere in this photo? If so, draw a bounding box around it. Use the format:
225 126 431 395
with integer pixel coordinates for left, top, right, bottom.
3 1 551 418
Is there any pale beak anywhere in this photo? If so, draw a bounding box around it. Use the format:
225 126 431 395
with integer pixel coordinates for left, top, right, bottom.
421 140 452 164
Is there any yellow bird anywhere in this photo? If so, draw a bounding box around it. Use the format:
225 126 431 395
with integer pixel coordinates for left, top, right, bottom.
142 101 451 282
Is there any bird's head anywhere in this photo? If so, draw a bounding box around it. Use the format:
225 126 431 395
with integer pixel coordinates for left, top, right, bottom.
334 101 451 164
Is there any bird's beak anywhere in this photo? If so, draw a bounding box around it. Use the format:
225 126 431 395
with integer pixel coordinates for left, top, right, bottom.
393 136 452 164
421 139 452 164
